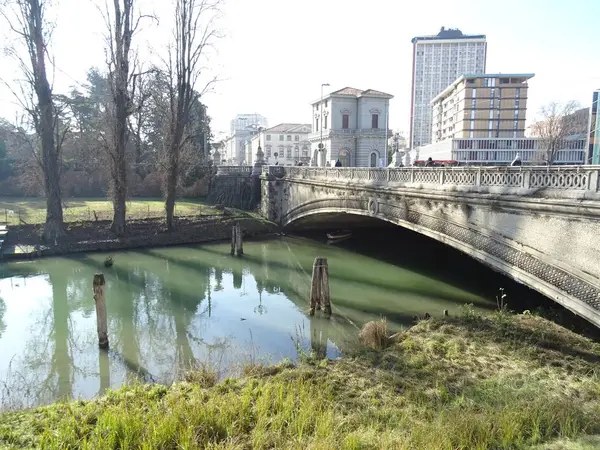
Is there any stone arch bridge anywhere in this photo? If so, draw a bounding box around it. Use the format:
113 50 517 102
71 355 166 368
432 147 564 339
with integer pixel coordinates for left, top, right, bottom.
258 165 600 327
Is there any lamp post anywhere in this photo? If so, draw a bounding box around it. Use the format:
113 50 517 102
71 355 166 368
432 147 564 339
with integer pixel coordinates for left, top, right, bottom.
318 83 330 166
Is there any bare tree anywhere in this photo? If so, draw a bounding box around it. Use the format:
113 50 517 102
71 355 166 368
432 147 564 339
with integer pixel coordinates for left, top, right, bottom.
530 101 586 164
1 0 65 241
162 0 221 229
102 0 148 235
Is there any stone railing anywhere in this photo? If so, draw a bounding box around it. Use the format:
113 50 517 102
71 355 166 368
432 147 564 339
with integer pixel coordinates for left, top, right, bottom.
263 165 600 193
216 165 253 176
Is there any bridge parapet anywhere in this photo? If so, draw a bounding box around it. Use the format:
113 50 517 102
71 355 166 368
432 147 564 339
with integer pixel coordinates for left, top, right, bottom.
262 165 600 199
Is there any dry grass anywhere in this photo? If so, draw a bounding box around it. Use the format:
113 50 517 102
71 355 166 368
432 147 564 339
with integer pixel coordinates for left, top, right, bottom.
359 317 389 349
1 310 600 449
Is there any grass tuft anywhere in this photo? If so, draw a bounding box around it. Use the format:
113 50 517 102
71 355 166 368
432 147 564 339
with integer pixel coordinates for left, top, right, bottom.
358 317 389 350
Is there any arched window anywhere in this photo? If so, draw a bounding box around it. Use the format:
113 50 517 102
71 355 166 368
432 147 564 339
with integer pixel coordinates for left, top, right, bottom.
294 146 299 158
339 149 351 167
370 151 379 167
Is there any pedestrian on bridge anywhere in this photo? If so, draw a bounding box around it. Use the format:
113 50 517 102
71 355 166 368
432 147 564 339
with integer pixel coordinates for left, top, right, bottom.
511 153 522 166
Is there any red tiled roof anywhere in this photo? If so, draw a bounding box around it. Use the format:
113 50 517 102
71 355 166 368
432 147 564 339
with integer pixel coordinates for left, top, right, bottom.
361 89 393 97
331 87 363 96
329 87 393 98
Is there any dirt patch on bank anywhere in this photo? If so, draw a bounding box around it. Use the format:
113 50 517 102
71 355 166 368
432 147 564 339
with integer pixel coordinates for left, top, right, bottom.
1 214 278 260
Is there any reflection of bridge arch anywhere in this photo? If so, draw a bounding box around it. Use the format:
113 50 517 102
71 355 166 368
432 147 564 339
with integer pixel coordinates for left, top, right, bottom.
281 194 600 328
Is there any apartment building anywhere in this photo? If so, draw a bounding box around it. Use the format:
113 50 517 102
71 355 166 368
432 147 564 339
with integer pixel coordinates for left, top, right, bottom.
431 73 534 143
410 27 487 149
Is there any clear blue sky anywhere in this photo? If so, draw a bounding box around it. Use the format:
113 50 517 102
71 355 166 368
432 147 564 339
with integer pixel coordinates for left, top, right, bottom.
1 0 599 137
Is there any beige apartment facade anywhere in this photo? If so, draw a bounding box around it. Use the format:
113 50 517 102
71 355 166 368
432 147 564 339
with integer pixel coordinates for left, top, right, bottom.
431 73 534 143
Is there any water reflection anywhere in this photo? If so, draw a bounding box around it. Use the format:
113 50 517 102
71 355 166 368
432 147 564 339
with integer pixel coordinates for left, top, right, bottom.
0 236 497 409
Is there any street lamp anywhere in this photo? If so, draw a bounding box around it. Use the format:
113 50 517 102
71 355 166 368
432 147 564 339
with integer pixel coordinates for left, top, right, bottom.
318 83 330 166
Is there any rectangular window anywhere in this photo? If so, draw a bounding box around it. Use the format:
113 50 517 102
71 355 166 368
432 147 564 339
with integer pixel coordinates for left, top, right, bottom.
266 135 271 141
294 135 299 141
489 110 494 119
287 135 291 141
286 147 292 158
342 114 349 129
372 114 379 129
490 88 495 98
324 115 328 129
316 119 319 132
515 88 521 98
325 100 328 108
266 146 272 158
279 135 284 141
489 120 493 130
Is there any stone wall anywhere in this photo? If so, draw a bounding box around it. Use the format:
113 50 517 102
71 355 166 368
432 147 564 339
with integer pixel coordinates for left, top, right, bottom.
208 174 261 210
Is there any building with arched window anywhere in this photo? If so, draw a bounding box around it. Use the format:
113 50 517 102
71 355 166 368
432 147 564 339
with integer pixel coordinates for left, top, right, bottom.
308 87 393 167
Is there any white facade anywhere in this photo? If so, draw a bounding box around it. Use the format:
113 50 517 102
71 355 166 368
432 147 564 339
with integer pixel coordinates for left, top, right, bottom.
221 131 256 165
410 28 487 150
308 87 393 167
247 123 312 166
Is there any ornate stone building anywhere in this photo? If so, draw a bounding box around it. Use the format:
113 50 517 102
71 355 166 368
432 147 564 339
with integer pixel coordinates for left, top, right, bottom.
308 87 393 167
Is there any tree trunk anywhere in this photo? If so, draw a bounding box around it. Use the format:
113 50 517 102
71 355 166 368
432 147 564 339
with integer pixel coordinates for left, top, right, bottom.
165 144 179 230
30 0 64 242
111 158 127 235
110 74 129 236
42 130 64 243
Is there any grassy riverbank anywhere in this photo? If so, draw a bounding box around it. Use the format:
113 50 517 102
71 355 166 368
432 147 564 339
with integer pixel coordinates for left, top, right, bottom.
0 197 218 225
1 310 600 449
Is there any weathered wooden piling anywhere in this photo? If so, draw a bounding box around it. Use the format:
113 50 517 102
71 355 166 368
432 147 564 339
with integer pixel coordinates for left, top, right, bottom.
93 273 109 348
230 222 243 256
309 257 331 316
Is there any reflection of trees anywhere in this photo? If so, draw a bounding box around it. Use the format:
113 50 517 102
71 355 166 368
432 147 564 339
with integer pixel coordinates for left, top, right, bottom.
49 272 72 401
0 297 5 340
214 268 223 291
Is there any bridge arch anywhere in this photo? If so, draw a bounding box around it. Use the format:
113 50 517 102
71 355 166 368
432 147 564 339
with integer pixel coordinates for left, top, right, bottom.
280 194 600 327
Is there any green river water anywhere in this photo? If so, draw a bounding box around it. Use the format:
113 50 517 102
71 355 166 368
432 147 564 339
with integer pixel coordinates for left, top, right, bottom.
0 231 525 409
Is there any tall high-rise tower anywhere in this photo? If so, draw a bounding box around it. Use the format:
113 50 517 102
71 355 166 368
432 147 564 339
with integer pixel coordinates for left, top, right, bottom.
409 27 487 149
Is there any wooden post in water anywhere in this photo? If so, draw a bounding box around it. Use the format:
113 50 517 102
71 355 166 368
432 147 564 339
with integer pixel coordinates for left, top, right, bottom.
309 257 331 316
231 222 243 256
236 223 243 256
93 273 109 348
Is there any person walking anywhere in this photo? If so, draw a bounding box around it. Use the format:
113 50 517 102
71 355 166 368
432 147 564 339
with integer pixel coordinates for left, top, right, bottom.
335 159 342 167
511 153 522 166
